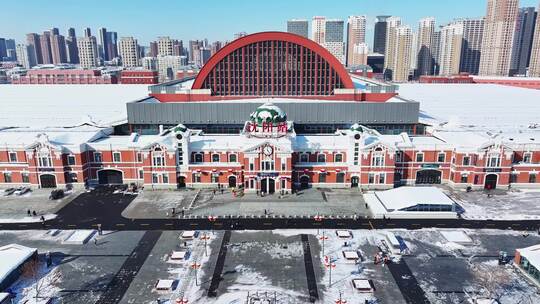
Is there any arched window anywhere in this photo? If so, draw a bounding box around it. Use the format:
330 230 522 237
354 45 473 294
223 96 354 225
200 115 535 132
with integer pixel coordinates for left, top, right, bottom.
372 148 385 167
229 154 237 163
317 154 326 163
212 153 221 162
334 153 343 163
300 153 309 163
193 153 203 163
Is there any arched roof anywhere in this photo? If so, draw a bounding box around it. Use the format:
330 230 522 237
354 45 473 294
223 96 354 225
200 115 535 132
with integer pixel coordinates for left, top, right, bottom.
192 31 354 95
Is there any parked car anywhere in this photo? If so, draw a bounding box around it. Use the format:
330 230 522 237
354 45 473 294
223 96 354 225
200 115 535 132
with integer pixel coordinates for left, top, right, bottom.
15 187 32 196
3 188 16 196
49 189 64 200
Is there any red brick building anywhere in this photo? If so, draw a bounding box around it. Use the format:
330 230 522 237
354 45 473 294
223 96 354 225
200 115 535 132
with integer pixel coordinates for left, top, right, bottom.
11 69 117 84
120 70 159 84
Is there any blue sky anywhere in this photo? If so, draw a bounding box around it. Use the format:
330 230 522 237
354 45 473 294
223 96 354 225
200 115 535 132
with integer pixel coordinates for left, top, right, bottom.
1 0 539 45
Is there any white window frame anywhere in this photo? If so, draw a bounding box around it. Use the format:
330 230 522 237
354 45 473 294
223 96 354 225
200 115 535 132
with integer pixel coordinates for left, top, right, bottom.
8 151 17 163
299 153 309 163
94 152 102 163
317 153 326 163
416 152 424 163
67 155 76 166
113 151 122 163
487 154 501 168
153 153 165 167
162 173 169 184
334 153 343 163
228 153 237 163
437 152 446 163
523 152 532 164
212 153 220 163
371 152 385 167
463 156 471 166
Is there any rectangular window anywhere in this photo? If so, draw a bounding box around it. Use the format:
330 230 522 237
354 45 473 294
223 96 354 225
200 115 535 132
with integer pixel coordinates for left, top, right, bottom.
211 174 219 183
530 174 537 183
319 173 326 183
372 154 384 167
67 155 76 166
281 160 286 171
249 161 255 171
334 154 343 163
336 172 345 183
8 152 17 162
138 169 144 179
39 156 52 167
152 173 159 184
22 172 30 183
137 152 143 163
416 153 424 162
212 154 220 162
487 155 501 168
162 173 169 184
113 152 121 163
461 174 468 183
368 173 375 184
153 155 165 167
395 151 403 162
379 174 385 184
523 152 532 164
192 173 201 183
300 153 308 162
3 172 12 183
463 156 470 166
281 178 286 189
437 153 445 163
94 152 102 163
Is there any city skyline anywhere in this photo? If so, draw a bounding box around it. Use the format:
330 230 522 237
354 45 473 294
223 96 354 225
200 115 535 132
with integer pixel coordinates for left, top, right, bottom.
2 0 539 45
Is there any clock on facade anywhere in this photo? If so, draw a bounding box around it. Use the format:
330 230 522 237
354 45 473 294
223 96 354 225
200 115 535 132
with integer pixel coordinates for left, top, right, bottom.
263 145 273 156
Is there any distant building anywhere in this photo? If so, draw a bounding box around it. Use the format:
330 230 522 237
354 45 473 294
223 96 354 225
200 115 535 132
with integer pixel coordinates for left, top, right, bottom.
26 33 43 65
83 27 92 38
367 53 385 74
11 68 117 84
119 70 158 84
210 41 222 55
346 16 367 66
50 30 67 64
458 18 484 75
324 19 345 63
479 0 519 76
40 31 53 64
77 36 99 68
118 37 140 68
312 16 326 44
510 7 537 76
66 27 79 64
416 17 435 76
287 19 309 38
0 38 6 61
439 22 464 76
15 44 36 69
194 47 211 67
149 41 158 57
234 32 248 40
142 56 158 70
530 3 540 77
373 16 391 55
157 36 174 56
157 55 183 81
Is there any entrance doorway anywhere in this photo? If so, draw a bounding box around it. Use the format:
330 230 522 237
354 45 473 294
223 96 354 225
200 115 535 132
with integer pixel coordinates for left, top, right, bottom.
177 175 186 189
351 176 359 188
97 169 123 185
485 174 498 190
40 174 57 188
416 170 442 185
228 176 237 188
261 178 275 194
299 175 310 189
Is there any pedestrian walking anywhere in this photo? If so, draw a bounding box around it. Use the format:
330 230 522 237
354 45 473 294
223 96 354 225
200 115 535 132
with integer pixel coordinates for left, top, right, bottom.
46 251 52 268
221 188 224 195
94 237 98 246
32 210 37 216
264 209 267 215
40 216 45 225
181 210 185 217
97 224 102 236
172 207 176 216
27 209 31 216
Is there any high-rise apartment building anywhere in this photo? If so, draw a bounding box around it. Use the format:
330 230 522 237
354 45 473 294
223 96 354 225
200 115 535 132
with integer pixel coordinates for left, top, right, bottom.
16 44 36 68
346 15 367 66
50 29 67 64
373 16 391 55
118 37 140 67
66 28 79 64
510 7 537 75
106 31 118 60
312 16 326 44
393 26 413 82
287 19 309 38
211 41 222 55
458 18 484 75
40 31 53 64
157 55 182 81
439 22 464 76
431 31 442 75
530 3 540 77
149 41 158 57
157 37 174 56
142 57 158 70
26 33 43 65
349 43 369 66
173 40 184 56
416 17 436 76
384 16 402 78
479 0 519 76
77 36 99 68
0 38 6 61
324 19 345 63
83 27 92 38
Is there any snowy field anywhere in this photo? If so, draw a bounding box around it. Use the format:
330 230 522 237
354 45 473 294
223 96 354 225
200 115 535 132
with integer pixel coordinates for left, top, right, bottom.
399 84 540 133
0 84 149 128
448 188 540 220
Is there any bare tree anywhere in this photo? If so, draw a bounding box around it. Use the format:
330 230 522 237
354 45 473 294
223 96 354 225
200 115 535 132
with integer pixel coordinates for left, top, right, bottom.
21 257 62 300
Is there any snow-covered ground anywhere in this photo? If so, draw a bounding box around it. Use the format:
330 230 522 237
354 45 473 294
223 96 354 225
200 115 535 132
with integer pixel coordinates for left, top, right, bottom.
449 189 540 220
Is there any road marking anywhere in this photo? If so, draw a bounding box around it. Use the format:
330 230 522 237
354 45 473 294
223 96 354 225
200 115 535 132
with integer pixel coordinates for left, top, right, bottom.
263 222 272 226
18 224 27 227
190 223 199 226
164 223 173 226
67 224 77 228
386 223 396 227
368 221 375 230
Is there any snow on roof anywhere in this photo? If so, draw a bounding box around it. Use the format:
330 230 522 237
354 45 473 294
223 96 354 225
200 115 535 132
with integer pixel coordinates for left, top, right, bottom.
398 84 540 133
0 84 149 129
374 187 455 211
155 279 175 290
352 279 372 290
517 244 540 270
342 250 360 259
170 251 187 260
336 230 352 238
0 244 37 284
181 231 196 238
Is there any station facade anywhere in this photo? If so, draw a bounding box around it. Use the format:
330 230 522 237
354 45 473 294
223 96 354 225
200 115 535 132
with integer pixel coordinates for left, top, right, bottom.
1 32 539 191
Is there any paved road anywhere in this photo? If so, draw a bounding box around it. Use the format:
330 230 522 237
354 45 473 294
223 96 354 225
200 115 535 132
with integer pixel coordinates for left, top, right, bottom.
207 230 231 298
387 258 431 304
95 230 162 304
1 187 539 231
